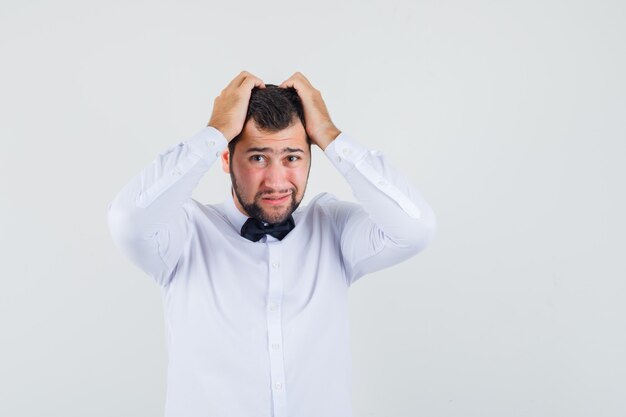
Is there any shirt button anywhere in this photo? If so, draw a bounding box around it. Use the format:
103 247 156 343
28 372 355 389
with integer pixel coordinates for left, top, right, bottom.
342 148 352 156
208 140 215 146
274 382 282 390
378 179 387 187
272 343 280 350
172 169 181 176
335 155 342 162
272 261 280 269
269 303 278 311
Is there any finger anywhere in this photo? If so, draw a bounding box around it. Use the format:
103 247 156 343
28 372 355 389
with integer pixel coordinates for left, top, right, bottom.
240 75 266 91
224 71 250 91
279 72 313 91
281 71 311 85
280 78 313 98
237 71 265 88
293 71 312 86
278 73 297 88
278 72 297 88
279 76 305 91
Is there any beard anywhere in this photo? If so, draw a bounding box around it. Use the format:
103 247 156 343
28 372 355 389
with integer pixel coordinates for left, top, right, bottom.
230 172 304 225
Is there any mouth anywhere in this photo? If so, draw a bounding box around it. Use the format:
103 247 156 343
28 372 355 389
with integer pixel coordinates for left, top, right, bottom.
260 193 291 206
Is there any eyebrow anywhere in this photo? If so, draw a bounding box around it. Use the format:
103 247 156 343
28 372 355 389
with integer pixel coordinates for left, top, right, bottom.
245 147 305 154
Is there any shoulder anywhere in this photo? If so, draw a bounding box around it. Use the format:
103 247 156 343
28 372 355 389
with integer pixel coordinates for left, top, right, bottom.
296 192 363 223
297 192 340 212
185 198 229 223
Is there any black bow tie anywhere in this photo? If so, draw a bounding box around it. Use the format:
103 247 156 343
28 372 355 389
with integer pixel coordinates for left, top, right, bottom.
240 215 295 242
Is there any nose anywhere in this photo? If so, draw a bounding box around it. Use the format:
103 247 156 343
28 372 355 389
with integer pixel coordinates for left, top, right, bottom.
262 161 290 193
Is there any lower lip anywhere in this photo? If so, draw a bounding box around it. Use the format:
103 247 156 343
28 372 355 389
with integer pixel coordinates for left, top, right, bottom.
262 195 290 205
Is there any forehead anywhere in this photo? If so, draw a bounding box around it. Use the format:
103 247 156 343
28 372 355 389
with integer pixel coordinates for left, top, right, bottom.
238 120 309 152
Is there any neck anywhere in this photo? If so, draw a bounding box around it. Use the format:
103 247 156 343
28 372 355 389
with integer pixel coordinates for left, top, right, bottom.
231 187 251 217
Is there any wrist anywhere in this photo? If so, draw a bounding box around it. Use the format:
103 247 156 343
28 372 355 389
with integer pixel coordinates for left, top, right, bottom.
207 123 233 142
314 126 341 151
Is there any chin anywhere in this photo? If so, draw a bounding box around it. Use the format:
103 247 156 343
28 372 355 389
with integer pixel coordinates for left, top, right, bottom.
241 191 303 225
259 197 299 224
260 208 291 224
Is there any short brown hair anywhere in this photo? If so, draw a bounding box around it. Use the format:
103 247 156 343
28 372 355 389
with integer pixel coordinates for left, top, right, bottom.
228 84 310 157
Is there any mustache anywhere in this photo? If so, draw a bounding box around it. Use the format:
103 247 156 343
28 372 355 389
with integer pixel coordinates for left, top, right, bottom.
255 188 296 199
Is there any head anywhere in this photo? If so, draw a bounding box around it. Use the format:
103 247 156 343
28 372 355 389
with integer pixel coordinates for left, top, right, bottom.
221 84 312 224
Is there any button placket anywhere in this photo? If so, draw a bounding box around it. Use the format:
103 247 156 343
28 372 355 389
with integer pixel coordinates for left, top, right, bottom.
266 243 288 416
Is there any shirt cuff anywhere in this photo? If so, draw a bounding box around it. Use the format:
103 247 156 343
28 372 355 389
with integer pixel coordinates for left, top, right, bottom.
323 132 369 176
185 125 229 160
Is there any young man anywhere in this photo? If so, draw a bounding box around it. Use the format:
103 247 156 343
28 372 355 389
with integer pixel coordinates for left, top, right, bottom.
107 71 436 417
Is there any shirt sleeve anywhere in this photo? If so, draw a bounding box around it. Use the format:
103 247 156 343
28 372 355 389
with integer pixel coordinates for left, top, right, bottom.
323 131 437 286
106 125 228 287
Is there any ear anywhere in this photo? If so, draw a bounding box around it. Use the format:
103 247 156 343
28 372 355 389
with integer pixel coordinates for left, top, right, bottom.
220 149 231 174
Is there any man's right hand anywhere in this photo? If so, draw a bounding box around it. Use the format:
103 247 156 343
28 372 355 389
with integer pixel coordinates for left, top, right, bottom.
207 71 266 142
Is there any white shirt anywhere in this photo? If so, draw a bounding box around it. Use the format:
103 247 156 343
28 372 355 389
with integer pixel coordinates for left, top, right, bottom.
107 125 436 417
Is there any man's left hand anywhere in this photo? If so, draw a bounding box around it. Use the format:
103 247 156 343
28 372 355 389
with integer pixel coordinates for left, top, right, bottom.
279 72 341 150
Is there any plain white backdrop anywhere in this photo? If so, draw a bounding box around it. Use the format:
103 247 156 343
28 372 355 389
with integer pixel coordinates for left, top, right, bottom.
1 0 624 416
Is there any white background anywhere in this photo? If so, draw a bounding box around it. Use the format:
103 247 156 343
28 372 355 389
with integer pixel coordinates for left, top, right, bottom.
1 0 625 416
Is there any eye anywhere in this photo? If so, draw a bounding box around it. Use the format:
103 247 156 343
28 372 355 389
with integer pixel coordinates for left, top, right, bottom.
286 155 300 162
250 155 266 163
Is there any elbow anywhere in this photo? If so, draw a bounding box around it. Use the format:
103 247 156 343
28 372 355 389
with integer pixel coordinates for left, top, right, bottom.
106 192 145 246
107 203 135 247
389 210 437 255
414 202 437 251
410 216 437 254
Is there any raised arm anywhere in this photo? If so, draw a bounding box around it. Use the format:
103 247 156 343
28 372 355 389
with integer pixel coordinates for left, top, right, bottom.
323 133 436 285
107 71 266 286
279 72 436 285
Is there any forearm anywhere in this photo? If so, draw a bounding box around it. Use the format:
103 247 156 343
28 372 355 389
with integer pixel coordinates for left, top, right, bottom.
325 132 437 249
106 125 227 284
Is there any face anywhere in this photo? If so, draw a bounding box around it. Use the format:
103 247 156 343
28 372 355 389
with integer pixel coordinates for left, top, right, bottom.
221 119 311 224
